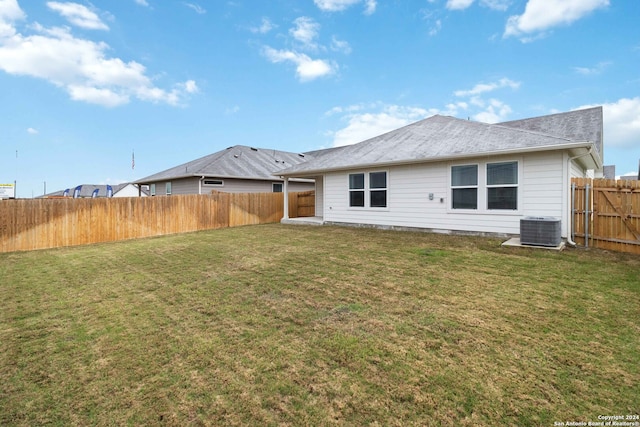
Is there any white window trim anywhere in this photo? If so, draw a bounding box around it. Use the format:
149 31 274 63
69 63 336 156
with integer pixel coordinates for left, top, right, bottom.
348 170 389 210
272 182 283 193
150 183 156 196
451 163 479 211
486 161 519 211
447 160 521 215
166 182 172 196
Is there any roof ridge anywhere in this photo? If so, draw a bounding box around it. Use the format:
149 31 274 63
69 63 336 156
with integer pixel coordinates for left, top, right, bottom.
491 122 577 142
498 106 602 125
422 114 578 141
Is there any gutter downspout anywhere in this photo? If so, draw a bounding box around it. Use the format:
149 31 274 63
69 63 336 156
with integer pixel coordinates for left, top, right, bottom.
199 176 205 195
566 147 593 247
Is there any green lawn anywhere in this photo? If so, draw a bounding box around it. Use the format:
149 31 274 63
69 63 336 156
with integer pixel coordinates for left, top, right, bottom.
1 224 638 426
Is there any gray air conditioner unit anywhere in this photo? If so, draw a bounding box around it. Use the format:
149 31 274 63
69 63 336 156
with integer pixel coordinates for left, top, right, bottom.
520 217 561 247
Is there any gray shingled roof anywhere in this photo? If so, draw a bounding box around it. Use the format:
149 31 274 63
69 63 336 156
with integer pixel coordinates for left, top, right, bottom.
136 145 310 183
499 106 603 156
278 108 603 176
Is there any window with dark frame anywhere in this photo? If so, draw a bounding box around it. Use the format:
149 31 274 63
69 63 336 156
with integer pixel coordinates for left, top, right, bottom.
487 161 518 210
203 179 224 186
369 171 387 208
451 164 478 209
272 183 283 193
349 173 365 207
349 171 387 208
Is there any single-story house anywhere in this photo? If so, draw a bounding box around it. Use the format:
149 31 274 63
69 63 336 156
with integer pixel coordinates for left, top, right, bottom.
42 183 147 198
277 107 604 239
135 145 314 196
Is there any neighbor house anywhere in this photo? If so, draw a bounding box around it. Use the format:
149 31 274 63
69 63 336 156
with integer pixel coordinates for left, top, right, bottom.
277 107 604 239
135 145 314 196
42 183 147 198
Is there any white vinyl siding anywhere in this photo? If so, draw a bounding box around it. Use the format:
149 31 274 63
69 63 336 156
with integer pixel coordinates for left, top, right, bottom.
315 177 324 217
522 152 564 219
323 152 568 236
146 177 314 195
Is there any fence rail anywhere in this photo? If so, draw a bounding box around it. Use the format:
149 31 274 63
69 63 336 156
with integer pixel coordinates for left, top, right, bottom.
0 191 314 253
572 178 640 254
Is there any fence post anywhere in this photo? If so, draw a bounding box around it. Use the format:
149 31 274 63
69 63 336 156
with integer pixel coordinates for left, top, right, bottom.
571 182 575 242
585 182 590 248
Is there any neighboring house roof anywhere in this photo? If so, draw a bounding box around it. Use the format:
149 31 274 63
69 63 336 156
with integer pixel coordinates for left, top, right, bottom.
136 145 311 183
278 108 603 176
43 183 145 198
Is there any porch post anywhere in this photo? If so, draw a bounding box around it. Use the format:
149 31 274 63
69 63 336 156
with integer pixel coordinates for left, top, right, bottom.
282 177 289 220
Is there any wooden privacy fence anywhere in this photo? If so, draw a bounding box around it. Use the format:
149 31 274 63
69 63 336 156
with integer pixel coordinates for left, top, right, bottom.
295 190 316 217
0 191 315 253
572 178 640 254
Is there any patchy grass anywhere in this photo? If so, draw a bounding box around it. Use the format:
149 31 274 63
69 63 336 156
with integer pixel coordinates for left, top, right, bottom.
1 224 638 426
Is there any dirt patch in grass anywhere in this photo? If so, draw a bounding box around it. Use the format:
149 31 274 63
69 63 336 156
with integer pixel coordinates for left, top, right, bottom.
1 224 638 425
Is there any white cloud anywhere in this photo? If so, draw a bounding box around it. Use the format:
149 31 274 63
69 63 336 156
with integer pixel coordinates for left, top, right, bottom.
262 46 336 82
314 0 376 15
68 84 129 107
577 98 640 148
429 19 442 36
446 0 474 10
453 79 517 122
225 105 240 114
47 2 108 30
134 0 149 6
0 0 24 20
0 4 197 107
325 102 375 117
27 127 38 134
326 81 517 147
480 0 510 11
504 0 609 40
290 17 320 49
573 61 611 76
328 104 438 147
325 99 520 147
0 0 25 37
472 98 512 123
363 0 377 15
181 79 198 93
420 8 443 36
184 2 206 14
446 0 509 11
250 17 275 34
331 36 351 54
454 77 520 97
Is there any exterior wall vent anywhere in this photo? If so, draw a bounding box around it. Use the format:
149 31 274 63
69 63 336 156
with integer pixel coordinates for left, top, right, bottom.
520 217 561 247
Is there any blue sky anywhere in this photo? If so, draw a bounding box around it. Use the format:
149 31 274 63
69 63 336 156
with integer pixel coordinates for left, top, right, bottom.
1 0 638 197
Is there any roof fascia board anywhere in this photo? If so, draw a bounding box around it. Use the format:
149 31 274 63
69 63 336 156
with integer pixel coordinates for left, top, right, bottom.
136 174 314 184
277 141 597 177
